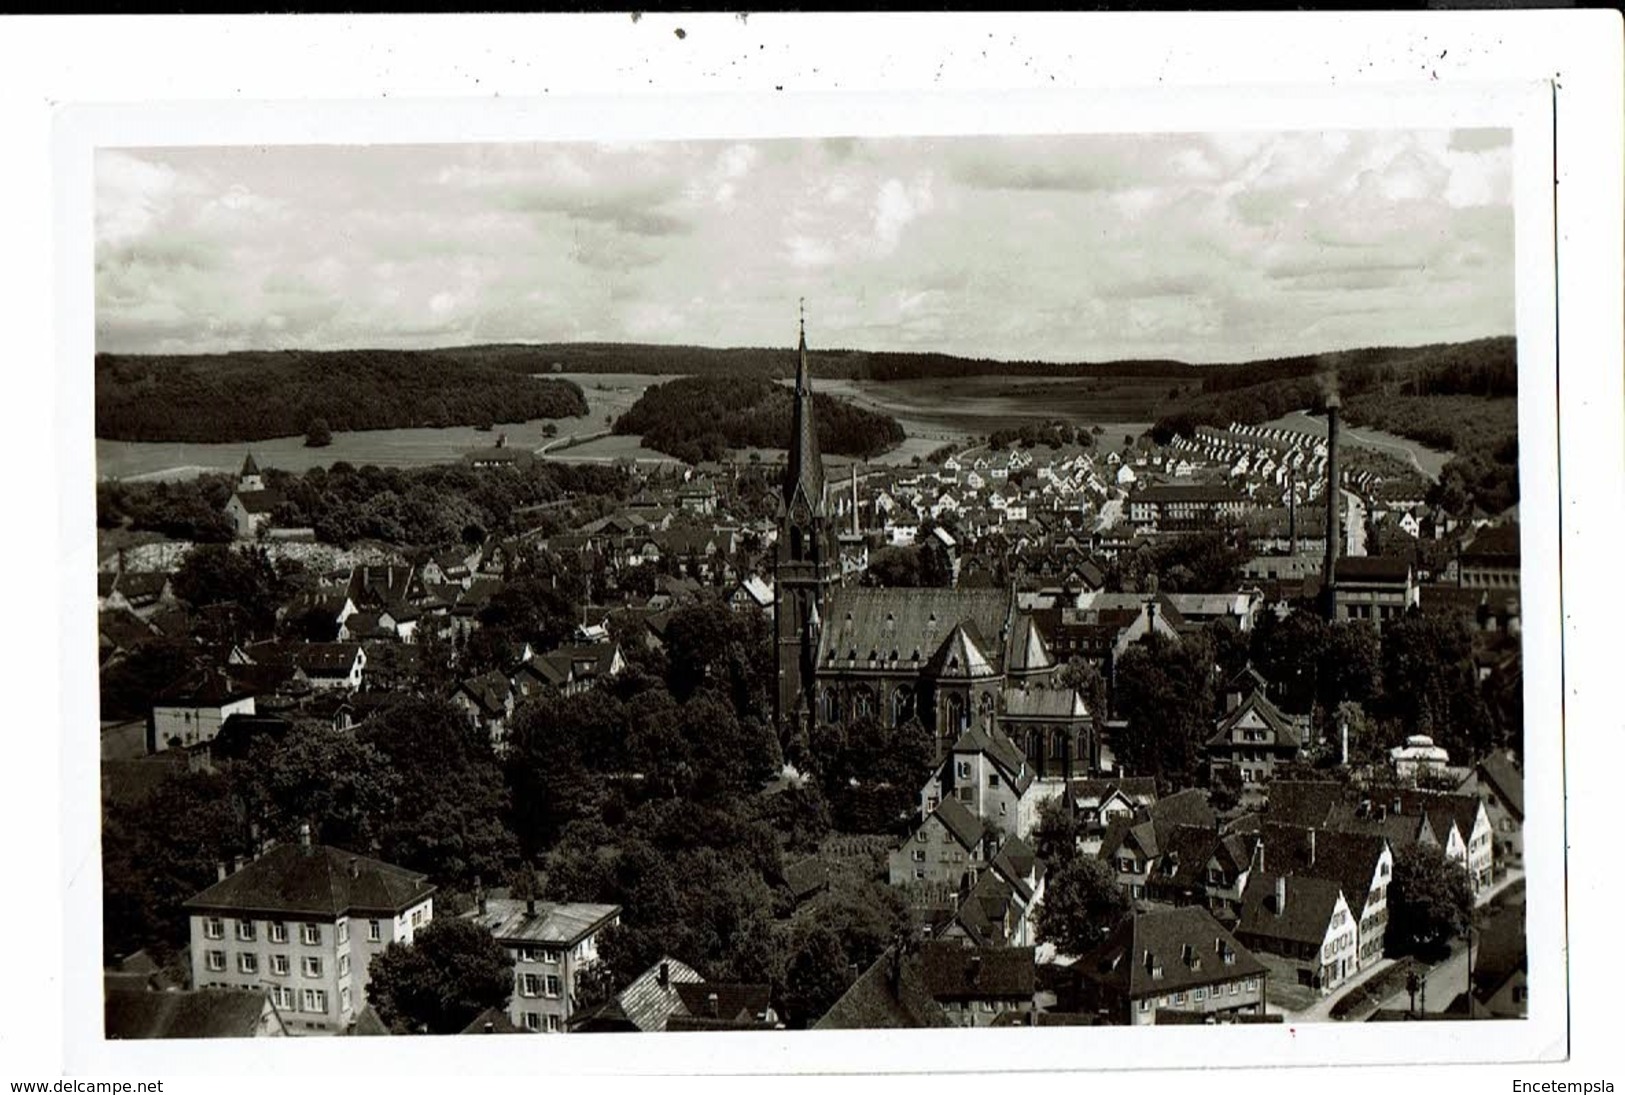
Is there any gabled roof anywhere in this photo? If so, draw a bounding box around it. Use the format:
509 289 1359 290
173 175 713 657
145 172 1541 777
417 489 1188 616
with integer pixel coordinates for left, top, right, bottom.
1258 824 1389 919
1476 752 1524 821
456 670 513 717
1265 781 1345 829
924 621 998 680
606 957 705 1033
917 942 1035 1002
1207 690 1300 750
458 1006 521 1035
470 898 621 946
232 489 284 515
1079 907 1264 1000
813 947 953 1030
670 982 775 1029
925 796 987 853
1069 777 1158 812
948 722 1031 792
1000 686 1089 721
1236 872 1346 946
183 843 434 918
105 989 275 1040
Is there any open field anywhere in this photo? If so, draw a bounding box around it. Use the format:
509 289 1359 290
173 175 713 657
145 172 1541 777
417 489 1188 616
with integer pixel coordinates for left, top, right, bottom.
817 374 1167 444
100 369 1165 480
1260 409 1454 481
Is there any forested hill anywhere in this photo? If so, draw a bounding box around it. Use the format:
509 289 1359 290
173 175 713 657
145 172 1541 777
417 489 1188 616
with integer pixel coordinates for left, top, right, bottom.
95 350 589 443
613 375 906 464
446 336 1515 388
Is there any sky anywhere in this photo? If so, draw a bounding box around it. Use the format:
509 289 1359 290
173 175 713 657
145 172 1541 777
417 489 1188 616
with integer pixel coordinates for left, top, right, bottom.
95 130 1514 364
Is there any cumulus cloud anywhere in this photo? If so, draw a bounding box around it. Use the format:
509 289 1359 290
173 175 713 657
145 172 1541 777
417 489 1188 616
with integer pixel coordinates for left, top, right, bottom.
96 131 1515 362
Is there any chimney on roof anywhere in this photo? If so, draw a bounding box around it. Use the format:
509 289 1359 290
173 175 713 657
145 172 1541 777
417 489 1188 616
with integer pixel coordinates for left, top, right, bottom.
348 857 360 880
216 862 227 882
968 953 983 985
232 855 245 875
658 962 670 989
483 1021 495 1034
1274 876 1287 915
299 822 312 849
706 991 720 1018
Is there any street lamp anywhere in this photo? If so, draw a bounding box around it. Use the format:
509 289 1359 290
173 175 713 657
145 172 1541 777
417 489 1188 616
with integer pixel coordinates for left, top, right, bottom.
1405 970 1419 1018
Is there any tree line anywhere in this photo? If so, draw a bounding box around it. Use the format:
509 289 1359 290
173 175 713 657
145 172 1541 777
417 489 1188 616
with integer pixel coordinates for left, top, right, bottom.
98 459 633 548
612 375 905 464
95 349 589 443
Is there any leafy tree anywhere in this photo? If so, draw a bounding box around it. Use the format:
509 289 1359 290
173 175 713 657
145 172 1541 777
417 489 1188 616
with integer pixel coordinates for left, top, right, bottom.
241 722 399 850
780 923 853 1029
1319 620 1381 711
1385 843 1474 958
1378 614 1492 758
357 697 519 887
1032 795 1082 868
1035 855 1131 957
1059 656 1108 721
304 418 333 448
171 543 289 637
1112 633 1216 789
1250 608 1330 713
99 638 196 721
101 769 248 963
366 918 514 1034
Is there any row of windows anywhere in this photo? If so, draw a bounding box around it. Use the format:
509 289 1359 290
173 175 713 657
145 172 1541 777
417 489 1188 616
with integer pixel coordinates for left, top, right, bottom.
266 986 348 1015
518 974 564 998
515 946 565 965
522 1013 564 1032
204 918 382 945
1139 979 1259 1011
204 952 350 978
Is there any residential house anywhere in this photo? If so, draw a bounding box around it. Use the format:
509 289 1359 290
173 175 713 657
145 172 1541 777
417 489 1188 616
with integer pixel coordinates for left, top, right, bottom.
452 670 516 748
149 671 256 755
572 957 756 1033
919 723 1040 841
105 988 287 1039
1258 824 1393 970
1235 873 1358 993
183 827 434 1035
813 947 953 1030
889 797 990 888
1461 750 1524 875
916 943 1036 1028
1067 777 1159 856
1205 689 1302 802
1075 906 1268 1025
467 894 621 1034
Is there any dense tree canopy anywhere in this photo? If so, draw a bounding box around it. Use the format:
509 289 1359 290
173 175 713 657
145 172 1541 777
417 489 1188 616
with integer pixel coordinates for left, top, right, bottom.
1385 843 1474 958
1035 856 1131 957
613 375 904 463
96 350 587 442
1112 633 1216 790
366 918 515 1034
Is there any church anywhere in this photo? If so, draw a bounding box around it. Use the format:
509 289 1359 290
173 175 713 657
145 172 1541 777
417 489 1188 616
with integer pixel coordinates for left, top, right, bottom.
773 314 1094 781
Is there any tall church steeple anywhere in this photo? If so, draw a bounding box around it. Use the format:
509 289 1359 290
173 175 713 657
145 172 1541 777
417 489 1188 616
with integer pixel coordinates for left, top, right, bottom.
775 301 838 737
784 299 827 518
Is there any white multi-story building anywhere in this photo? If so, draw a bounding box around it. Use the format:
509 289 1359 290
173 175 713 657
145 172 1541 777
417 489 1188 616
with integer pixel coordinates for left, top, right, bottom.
183 826 434 1035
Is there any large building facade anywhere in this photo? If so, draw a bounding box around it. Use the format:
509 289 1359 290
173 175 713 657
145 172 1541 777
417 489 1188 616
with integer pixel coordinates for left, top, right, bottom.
183 830 434 1035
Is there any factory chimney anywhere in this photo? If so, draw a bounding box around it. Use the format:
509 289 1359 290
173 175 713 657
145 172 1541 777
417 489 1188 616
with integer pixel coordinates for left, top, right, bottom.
1287 463 1297 555
1323 390 1341 620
